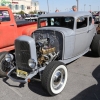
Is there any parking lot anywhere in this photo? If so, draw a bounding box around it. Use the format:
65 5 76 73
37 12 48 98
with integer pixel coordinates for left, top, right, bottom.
0 51 100 100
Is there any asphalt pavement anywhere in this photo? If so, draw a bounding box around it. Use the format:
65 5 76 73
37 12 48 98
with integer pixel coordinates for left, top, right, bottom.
0 51 100 100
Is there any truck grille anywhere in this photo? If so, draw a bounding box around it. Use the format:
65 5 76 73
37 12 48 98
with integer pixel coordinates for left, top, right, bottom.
15 40 32 72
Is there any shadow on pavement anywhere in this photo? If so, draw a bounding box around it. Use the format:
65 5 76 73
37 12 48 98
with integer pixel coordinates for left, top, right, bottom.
2 76 50 96
84 51 99 58
71 65 100 100
28 79 50 96
2 77 25 88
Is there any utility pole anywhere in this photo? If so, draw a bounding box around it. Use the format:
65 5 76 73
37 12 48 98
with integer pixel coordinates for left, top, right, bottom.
47 0 49 13
84 4 86 11
89 5 91 11
76 0 79 11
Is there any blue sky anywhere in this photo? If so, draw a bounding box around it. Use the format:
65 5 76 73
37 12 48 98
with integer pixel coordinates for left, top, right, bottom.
36 0 100 12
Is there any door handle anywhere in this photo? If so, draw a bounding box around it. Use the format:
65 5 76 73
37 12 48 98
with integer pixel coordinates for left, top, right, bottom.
87 30 90 33
10 24 14 26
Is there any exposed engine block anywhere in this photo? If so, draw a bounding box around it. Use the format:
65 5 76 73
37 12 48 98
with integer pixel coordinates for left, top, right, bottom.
36 38 58 66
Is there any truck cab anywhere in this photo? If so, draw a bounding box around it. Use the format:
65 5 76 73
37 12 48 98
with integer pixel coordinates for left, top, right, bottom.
0 7 18 49
0 6 38 52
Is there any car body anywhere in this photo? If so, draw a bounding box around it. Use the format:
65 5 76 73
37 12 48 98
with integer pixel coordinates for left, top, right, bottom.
36 11 96 63
1 11 97 96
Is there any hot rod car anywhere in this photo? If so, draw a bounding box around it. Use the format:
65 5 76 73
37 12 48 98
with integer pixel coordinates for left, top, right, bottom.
0 11 100 96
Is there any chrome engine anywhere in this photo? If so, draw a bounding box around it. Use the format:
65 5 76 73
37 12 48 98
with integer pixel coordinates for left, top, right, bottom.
33 30 63 67
36 38 58 67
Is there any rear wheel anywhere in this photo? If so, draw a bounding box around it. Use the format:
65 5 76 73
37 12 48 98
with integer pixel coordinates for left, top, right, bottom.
91 34 100 57
41 61 68 96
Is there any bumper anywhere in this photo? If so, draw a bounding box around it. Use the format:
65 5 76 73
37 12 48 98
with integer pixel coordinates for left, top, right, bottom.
7 67 37 83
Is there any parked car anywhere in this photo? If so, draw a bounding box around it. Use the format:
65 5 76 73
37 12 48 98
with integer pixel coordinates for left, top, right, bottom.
93 14 100 24
25 14 38 22
0 11 100 96
13 13 22 20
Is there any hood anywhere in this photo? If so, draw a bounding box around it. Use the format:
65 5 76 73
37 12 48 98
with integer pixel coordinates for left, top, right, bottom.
37 27 75 37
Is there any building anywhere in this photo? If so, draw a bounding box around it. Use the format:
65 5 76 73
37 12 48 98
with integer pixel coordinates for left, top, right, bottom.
0 0 39 14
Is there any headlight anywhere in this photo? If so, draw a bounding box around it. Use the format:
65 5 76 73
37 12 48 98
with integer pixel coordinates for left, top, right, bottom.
28 59 36 69
5 54 13 62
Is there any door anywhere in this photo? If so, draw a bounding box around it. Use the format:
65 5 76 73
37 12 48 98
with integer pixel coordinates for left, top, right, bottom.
0 10 17 49
73 16 89 56
87 16 96 47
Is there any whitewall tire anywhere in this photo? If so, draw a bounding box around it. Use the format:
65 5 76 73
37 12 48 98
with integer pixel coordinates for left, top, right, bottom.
41 61 68 96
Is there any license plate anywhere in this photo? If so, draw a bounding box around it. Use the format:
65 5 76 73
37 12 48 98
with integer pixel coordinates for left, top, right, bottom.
17 69 28 78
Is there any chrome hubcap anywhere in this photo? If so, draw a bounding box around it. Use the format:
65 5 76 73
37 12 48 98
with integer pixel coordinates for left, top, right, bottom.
52 68 65 90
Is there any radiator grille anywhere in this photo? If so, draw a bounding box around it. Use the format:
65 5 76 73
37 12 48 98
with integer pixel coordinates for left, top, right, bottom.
15 40 32 72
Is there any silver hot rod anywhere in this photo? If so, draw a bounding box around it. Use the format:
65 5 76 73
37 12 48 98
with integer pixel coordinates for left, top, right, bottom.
0 11 100 96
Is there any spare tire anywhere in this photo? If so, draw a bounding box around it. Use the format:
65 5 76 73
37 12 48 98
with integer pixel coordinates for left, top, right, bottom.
91 34 100 57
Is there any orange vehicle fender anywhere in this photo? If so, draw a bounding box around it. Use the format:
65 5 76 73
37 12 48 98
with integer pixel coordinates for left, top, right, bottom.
22 25 37 36
22 21 46 36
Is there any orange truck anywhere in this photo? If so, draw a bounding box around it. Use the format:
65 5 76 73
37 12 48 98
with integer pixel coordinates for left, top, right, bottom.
0 6 37 52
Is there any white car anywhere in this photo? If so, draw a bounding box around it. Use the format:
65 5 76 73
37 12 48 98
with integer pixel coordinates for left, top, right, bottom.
25 14 38 21
0 11 100 96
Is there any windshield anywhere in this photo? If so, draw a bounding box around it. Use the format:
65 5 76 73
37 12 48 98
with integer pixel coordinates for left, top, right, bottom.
38 17 74 29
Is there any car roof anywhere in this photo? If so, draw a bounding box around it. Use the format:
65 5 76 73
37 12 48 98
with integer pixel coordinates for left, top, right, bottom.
39 11 92 18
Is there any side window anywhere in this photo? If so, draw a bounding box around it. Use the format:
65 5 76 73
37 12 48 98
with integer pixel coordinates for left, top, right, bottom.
64 17 74 29
15 5 19 10
89 17 92 25
21 5 25 10
77 16 87 29
0 10 10 22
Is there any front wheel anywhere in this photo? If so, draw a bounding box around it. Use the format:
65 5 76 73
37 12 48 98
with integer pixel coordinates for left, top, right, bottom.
41 61 68 96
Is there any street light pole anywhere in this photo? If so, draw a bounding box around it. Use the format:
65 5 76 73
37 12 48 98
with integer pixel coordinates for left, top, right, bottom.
84 4 86 11
66 8 68 11
65 8 67 11
89 5 91 11
76 0 79 11
47 0 49 13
